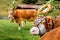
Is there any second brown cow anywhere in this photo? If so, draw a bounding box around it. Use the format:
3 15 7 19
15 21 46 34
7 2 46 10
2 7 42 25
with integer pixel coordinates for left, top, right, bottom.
8 9 37 30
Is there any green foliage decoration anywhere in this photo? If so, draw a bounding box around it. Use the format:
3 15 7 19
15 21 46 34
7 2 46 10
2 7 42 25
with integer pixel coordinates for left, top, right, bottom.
37 0 56 17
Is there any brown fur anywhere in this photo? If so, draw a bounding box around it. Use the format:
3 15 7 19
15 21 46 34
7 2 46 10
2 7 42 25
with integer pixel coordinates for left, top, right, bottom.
40 27 60 40
12 9 37 26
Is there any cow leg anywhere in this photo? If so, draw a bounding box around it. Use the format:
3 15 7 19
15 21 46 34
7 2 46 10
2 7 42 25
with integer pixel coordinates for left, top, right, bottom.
18 24 21 30
15 18 22 30
21 21 26 27
18 19 22 30
24 20 26 27
21 20 26 27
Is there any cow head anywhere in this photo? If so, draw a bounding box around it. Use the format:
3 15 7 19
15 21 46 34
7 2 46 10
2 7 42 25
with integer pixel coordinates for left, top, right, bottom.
30 16 47 35
30 16 53 35
30 24 46 35
8 9 14 22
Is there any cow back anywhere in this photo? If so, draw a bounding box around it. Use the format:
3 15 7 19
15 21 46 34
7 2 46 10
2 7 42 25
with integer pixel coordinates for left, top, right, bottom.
12 9 37 21
40 27 60 40
53 18 60 28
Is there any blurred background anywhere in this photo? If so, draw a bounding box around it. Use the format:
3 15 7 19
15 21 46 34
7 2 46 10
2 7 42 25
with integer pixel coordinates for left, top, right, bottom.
0 0 60 19
0 0 60 40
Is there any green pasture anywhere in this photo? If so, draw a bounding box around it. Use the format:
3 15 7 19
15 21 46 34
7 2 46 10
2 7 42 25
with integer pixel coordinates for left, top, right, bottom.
0 20 40 40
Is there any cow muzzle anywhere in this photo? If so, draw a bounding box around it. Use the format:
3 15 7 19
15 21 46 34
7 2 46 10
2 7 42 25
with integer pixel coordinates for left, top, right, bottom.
8 15 14 22
8 15 12 18
30 27 39 35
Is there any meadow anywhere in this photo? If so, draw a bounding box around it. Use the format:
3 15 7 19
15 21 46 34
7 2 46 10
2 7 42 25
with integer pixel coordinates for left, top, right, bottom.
0 20 40 40
0 0 60 40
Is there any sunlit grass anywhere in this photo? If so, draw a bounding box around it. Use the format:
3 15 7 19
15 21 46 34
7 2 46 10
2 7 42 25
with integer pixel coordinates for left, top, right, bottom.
0 20 40 40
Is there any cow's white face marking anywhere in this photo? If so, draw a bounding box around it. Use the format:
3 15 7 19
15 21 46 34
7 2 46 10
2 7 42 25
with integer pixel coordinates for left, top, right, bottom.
30 24 46 35
8 9 13 18
8 14 12 18
8 9 14 22
30 27 39 34
38 24 46 34
8 9 13 14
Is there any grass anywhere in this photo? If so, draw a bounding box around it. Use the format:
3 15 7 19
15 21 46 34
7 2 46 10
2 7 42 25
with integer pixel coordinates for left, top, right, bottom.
0 20 40 40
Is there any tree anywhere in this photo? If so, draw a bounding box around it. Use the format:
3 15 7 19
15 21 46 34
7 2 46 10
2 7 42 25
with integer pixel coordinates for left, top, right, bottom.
22 0 38 4
7 0 18 10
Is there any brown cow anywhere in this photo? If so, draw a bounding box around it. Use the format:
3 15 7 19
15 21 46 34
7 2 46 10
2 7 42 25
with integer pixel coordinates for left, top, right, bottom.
30 16 60 36
8 9 37 30
40 27 60 40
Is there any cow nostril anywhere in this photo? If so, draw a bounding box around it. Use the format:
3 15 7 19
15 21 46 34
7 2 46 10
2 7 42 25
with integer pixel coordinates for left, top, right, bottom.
32 30 35 32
